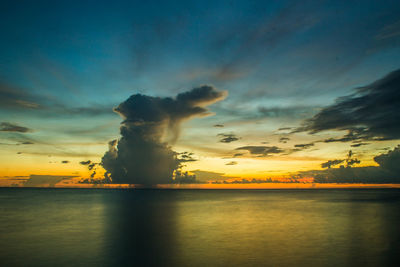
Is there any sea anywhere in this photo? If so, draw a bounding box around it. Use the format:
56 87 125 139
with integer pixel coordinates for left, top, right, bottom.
0 188 399 267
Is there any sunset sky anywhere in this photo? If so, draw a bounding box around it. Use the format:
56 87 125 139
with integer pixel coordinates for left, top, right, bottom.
1 0 400 187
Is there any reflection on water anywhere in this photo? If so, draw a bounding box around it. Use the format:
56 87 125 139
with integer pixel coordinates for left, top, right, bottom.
0 188 399 266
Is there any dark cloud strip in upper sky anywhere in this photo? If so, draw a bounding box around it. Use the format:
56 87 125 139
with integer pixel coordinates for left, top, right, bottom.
295 69 400 142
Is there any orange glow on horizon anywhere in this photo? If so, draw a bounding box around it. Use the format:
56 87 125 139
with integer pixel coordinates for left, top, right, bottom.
1 181 399 189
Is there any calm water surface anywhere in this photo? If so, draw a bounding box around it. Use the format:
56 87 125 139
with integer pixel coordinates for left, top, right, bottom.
0 188 399 266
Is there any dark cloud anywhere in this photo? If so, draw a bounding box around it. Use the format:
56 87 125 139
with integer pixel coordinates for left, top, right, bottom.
296 69 400 142
101 85 227 185
225 161 237 166
88 162 98 171
299 164 400 184
61 160 70 164
233 153 244 157
218 133 240 143
79 177 109 184
344 150 360 167
279 137 290 143
321 159 344 169
172 170 198 184
294 143 314 150
374 145 400 173
347 158 361 167
321 129 364 143
79 160 92 165
235 146 284 157
298 167 391 184
213 124 224 128
21 141 34 145
0 122 32 133
298 147 400 183
278 127 293 131
177 152 197 163
350 142 370 147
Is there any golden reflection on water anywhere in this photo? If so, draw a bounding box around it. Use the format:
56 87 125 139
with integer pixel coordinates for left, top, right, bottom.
0 188 399 266
173 190 400 266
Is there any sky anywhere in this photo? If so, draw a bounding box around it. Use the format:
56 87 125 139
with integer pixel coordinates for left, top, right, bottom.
1 0 400 187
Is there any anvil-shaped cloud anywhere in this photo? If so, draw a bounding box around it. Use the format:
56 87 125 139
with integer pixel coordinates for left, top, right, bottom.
101 85 227 185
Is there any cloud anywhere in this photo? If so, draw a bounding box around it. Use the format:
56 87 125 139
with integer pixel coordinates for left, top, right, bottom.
321 159 344 169
278 127 293 131
101 85 227 185
21 141 34 145
0 122 32 133
217 133 240 143
172 170 198 184
347 158 360 167
0 82 41 110
213 124 224 128
177 152 197 163
0 81 114 119
225 161 237 166
299 146 400 183
235 145 284 157
295 69 400 142
80 160 92 165
88 162 98 170
294 143 314 150
298 165 399 184
375 19 400 40
279 137 290 143
374 145 400 173
61 160 70 164
350 142 369 147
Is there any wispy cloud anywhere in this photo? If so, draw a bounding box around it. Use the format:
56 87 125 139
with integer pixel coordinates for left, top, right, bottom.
235 146 284 157
0 122 32 133
217 133 240 143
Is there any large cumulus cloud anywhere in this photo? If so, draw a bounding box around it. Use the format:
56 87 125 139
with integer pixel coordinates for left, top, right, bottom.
295 69 400 142
101 85 227 185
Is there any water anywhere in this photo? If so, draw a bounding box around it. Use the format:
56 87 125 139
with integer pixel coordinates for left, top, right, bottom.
0 188 399 267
